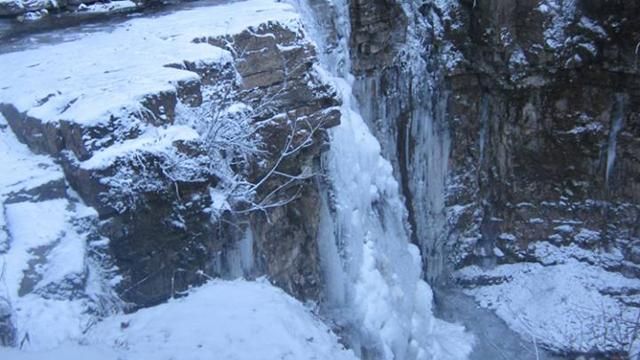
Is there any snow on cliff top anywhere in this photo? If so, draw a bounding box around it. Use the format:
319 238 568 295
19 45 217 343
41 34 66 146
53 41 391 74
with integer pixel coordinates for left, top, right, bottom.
0 0 300 125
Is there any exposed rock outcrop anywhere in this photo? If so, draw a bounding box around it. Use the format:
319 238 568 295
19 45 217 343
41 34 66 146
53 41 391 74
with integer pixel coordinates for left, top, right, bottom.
0 297 15 347
0 7 340 308
440 0 640 274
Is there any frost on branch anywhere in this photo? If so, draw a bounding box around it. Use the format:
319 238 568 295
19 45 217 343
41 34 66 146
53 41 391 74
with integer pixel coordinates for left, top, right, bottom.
98 40 333 222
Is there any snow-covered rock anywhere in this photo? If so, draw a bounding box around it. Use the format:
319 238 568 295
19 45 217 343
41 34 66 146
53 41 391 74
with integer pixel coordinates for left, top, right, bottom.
0 0 25 16
0 0 139 17
1 0 341 307
0 112 111 350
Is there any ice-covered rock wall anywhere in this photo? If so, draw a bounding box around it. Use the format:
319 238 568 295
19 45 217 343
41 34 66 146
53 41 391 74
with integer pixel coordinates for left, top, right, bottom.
329 0 640 356
334 0 457 284
294 0 472 359
440 1 640 355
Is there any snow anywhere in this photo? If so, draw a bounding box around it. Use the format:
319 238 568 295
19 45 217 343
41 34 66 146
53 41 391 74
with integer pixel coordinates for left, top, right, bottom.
12 297 91 349
0 199 94 349
36 225 87 290
441 42 464 70
498 233 517 242
21 9 49 21
0 112 83 297
565 121 603 135
0 111 64 251
0 344 117 360
509 48 527 66
573 228 600 245
0 114 62 195
80 124 199 170
456 242 640 354
532 241 624 269
78 0 137 14
0 114 100 350
0 0 300 126
0 280 358 360
553 224 574 233
537 0 577 51
3 200 70 293
578 16 608 39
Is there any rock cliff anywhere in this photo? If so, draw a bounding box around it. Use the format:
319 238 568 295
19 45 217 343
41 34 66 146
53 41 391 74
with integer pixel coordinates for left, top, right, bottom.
0 1 340 310
343 0 640 356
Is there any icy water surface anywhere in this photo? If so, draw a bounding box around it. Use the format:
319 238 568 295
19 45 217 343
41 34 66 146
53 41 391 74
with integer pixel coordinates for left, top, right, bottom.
435 287 562 360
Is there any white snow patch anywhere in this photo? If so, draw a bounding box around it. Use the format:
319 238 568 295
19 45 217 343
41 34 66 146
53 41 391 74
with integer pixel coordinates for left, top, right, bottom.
564 121 603 135
78 0 137 14
553 224 574 233
532 241 623 269
0 0 300 125
2 200 69 296
80 125 199 170
0 199 93 350
0 344 117 360
573 228 600 245
578 16 608 39
509 48 527 67
0 114 62 194
537 0 577 51
457 245 640 353
1 280 356 359
498 233 517 242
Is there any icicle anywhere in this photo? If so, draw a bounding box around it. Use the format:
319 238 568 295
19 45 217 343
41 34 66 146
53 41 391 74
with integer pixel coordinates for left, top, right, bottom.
605 94 624 188
291 0 473 358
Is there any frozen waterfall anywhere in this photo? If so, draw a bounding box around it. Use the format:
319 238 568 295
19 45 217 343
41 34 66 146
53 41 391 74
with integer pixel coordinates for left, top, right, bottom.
293 0 473 358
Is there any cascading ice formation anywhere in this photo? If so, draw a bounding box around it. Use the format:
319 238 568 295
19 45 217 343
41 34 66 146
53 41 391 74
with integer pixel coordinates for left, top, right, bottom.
405 77 451 286
293 0 473 358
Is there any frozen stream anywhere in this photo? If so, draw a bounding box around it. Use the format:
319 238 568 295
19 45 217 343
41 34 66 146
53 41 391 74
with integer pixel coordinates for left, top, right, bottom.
434 286 562 360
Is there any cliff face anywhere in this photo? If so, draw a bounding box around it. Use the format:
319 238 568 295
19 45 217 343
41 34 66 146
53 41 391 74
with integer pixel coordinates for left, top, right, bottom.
436 4 640 352
440 0 640 273
344 0 640 355
344 0 640 281
0 3 340 310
